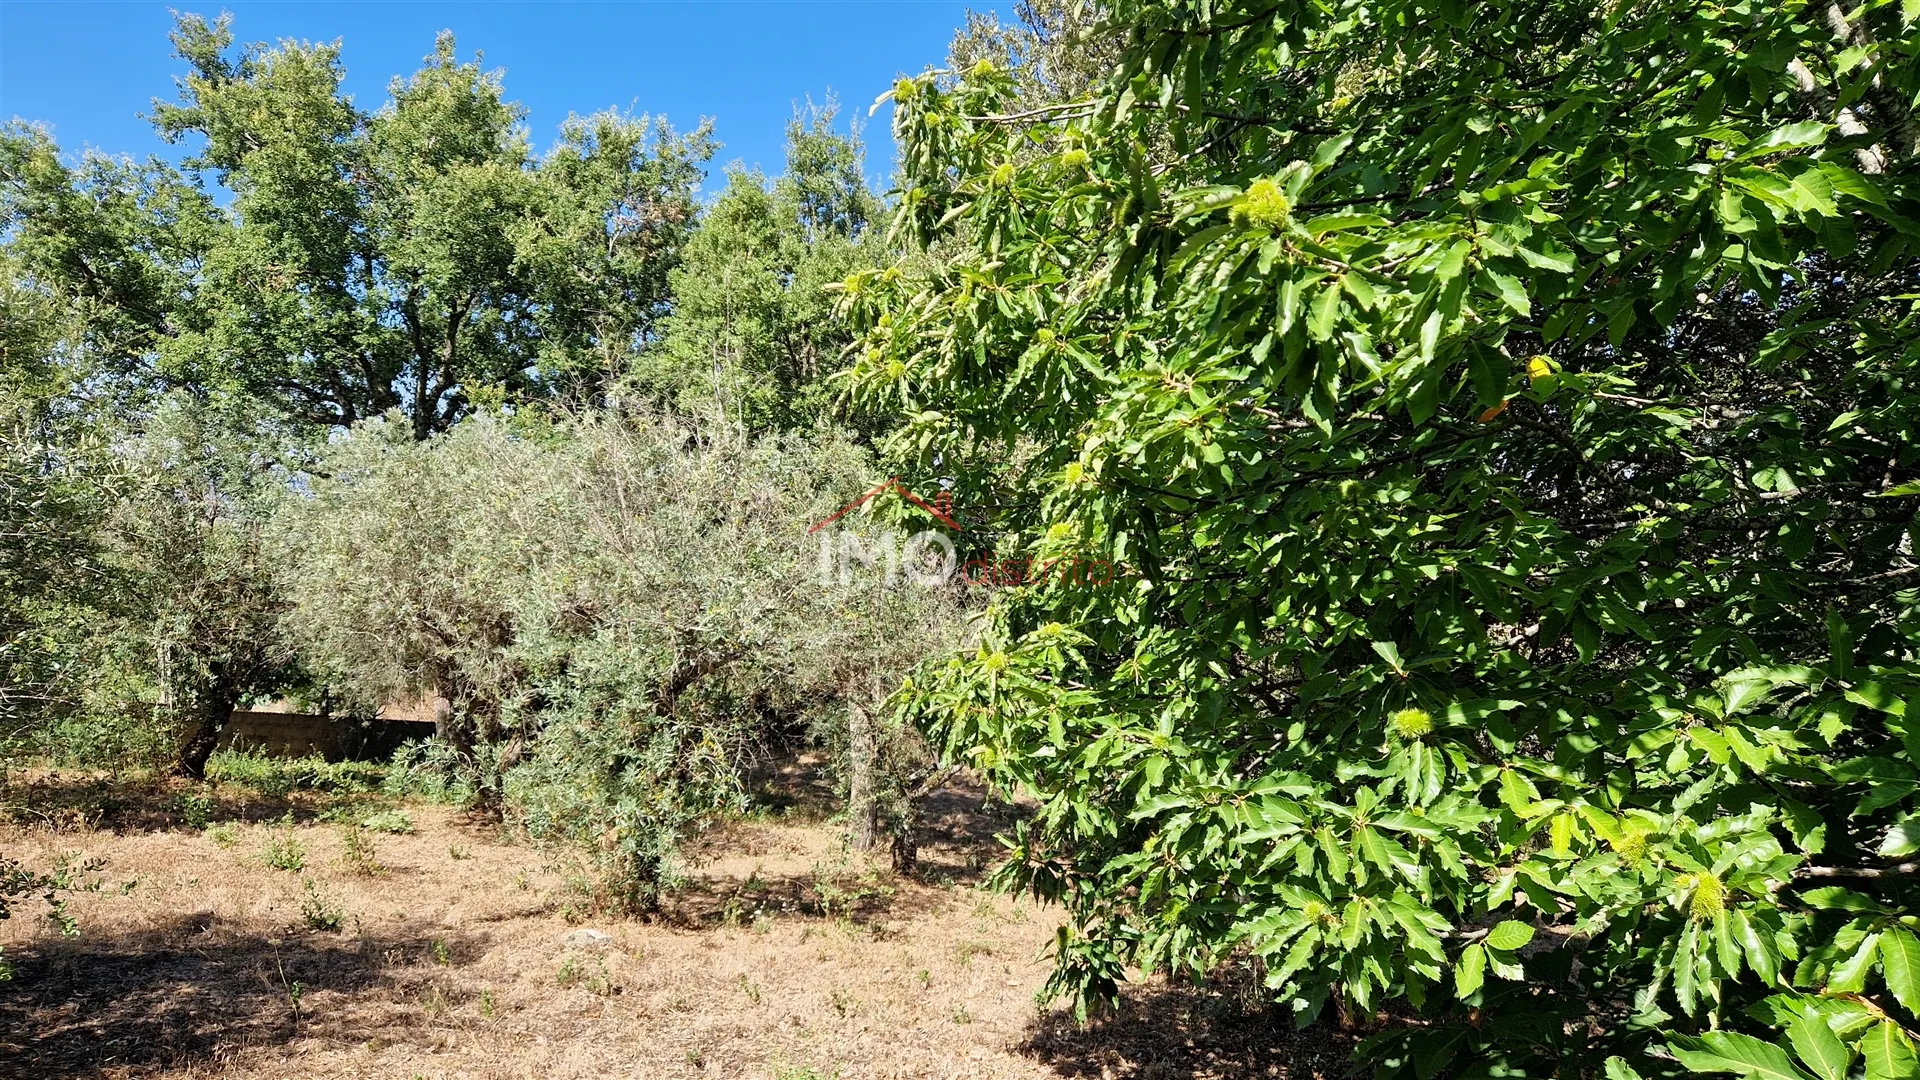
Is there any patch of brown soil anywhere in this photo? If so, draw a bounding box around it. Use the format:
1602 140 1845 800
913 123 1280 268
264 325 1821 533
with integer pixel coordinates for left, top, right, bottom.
1 774 1348 1079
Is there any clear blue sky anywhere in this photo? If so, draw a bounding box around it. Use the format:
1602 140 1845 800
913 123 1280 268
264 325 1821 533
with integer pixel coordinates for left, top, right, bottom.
0 1 1002 191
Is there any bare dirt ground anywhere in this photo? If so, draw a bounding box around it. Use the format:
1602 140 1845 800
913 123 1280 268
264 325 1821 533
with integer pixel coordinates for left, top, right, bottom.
0 770 1351 1080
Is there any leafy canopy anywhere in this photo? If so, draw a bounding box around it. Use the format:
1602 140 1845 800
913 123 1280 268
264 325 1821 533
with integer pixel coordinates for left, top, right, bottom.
271 410 966 907
3 13 712 438
849 0 1920 1073
630 102 882 434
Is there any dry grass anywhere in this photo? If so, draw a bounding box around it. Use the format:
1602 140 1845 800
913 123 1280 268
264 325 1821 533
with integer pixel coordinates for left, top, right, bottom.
0 770 1352 1080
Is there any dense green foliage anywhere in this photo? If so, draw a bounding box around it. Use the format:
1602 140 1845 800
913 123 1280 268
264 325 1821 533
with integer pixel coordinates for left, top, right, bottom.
16 4 1920 1072
271 411 964 906
1 240 289 771
629 103 881 433
0 254 104 733
850 0 1920 1074
89 398 296 777
945 0 1120 118
5 14 711 439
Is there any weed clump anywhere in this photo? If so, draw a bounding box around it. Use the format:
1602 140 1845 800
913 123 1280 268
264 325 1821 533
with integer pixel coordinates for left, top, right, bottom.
339 826 385 876
261 818 305 871
299 878 343 931
207 749 385 798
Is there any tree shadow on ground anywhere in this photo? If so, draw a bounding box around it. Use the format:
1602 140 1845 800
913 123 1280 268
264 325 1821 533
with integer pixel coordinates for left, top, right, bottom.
0 913 487 1080
909 775 1025 884
0 769 388 836
1019 971 1360 1080
669 769 1028 930
664 868 913 928
739 749 841 822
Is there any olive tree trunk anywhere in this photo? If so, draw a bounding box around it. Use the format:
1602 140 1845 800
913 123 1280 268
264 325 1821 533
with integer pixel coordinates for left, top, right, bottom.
847 695 878 852
177 675 240 780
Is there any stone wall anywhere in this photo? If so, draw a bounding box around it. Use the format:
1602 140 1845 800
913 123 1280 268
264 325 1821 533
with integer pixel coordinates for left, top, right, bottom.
216 711 436 762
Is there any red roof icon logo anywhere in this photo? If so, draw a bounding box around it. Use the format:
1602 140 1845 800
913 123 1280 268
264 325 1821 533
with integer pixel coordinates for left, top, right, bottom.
807 477 960 534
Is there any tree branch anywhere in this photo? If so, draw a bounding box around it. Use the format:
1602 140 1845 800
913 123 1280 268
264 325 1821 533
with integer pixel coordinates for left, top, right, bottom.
1798 862 1920 879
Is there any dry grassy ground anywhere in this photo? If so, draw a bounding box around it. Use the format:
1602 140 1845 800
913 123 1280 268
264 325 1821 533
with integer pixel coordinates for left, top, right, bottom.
0 769 1350 1080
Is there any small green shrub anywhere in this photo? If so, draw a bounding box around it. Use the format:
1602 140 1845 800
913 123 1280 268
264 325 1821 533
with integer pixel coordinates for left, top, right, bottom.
556 953 614 995
357 809 414 835
44 853 104 937
338 827 384 876
207 749 386 798
378 741 477 805
299 878 342 931
174 786 216 829
204 823 239 848
206 748 296 797
0 853 106 942
808 846 894 918
261 827 305 872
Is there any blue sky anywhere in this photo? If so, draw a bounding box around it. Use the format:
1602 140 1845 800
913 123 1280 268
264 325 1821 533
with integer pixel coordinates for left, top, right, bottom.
1 1 1002 191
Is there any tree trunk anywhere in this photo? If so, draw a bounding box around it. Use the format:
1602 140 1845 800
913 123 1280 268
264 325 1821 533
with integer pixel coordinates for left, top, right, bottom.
847 698 878 852
891 766 957 877
890 816 918 874
178 678 239 780
431 690 474 777
471 698 507 819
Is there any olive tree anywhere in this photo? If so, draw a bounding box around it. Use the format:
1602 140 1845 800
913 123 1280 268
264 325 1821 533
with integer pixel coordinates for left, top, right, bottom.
93 398 296 777
0 259 105 748
273 410 969 905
